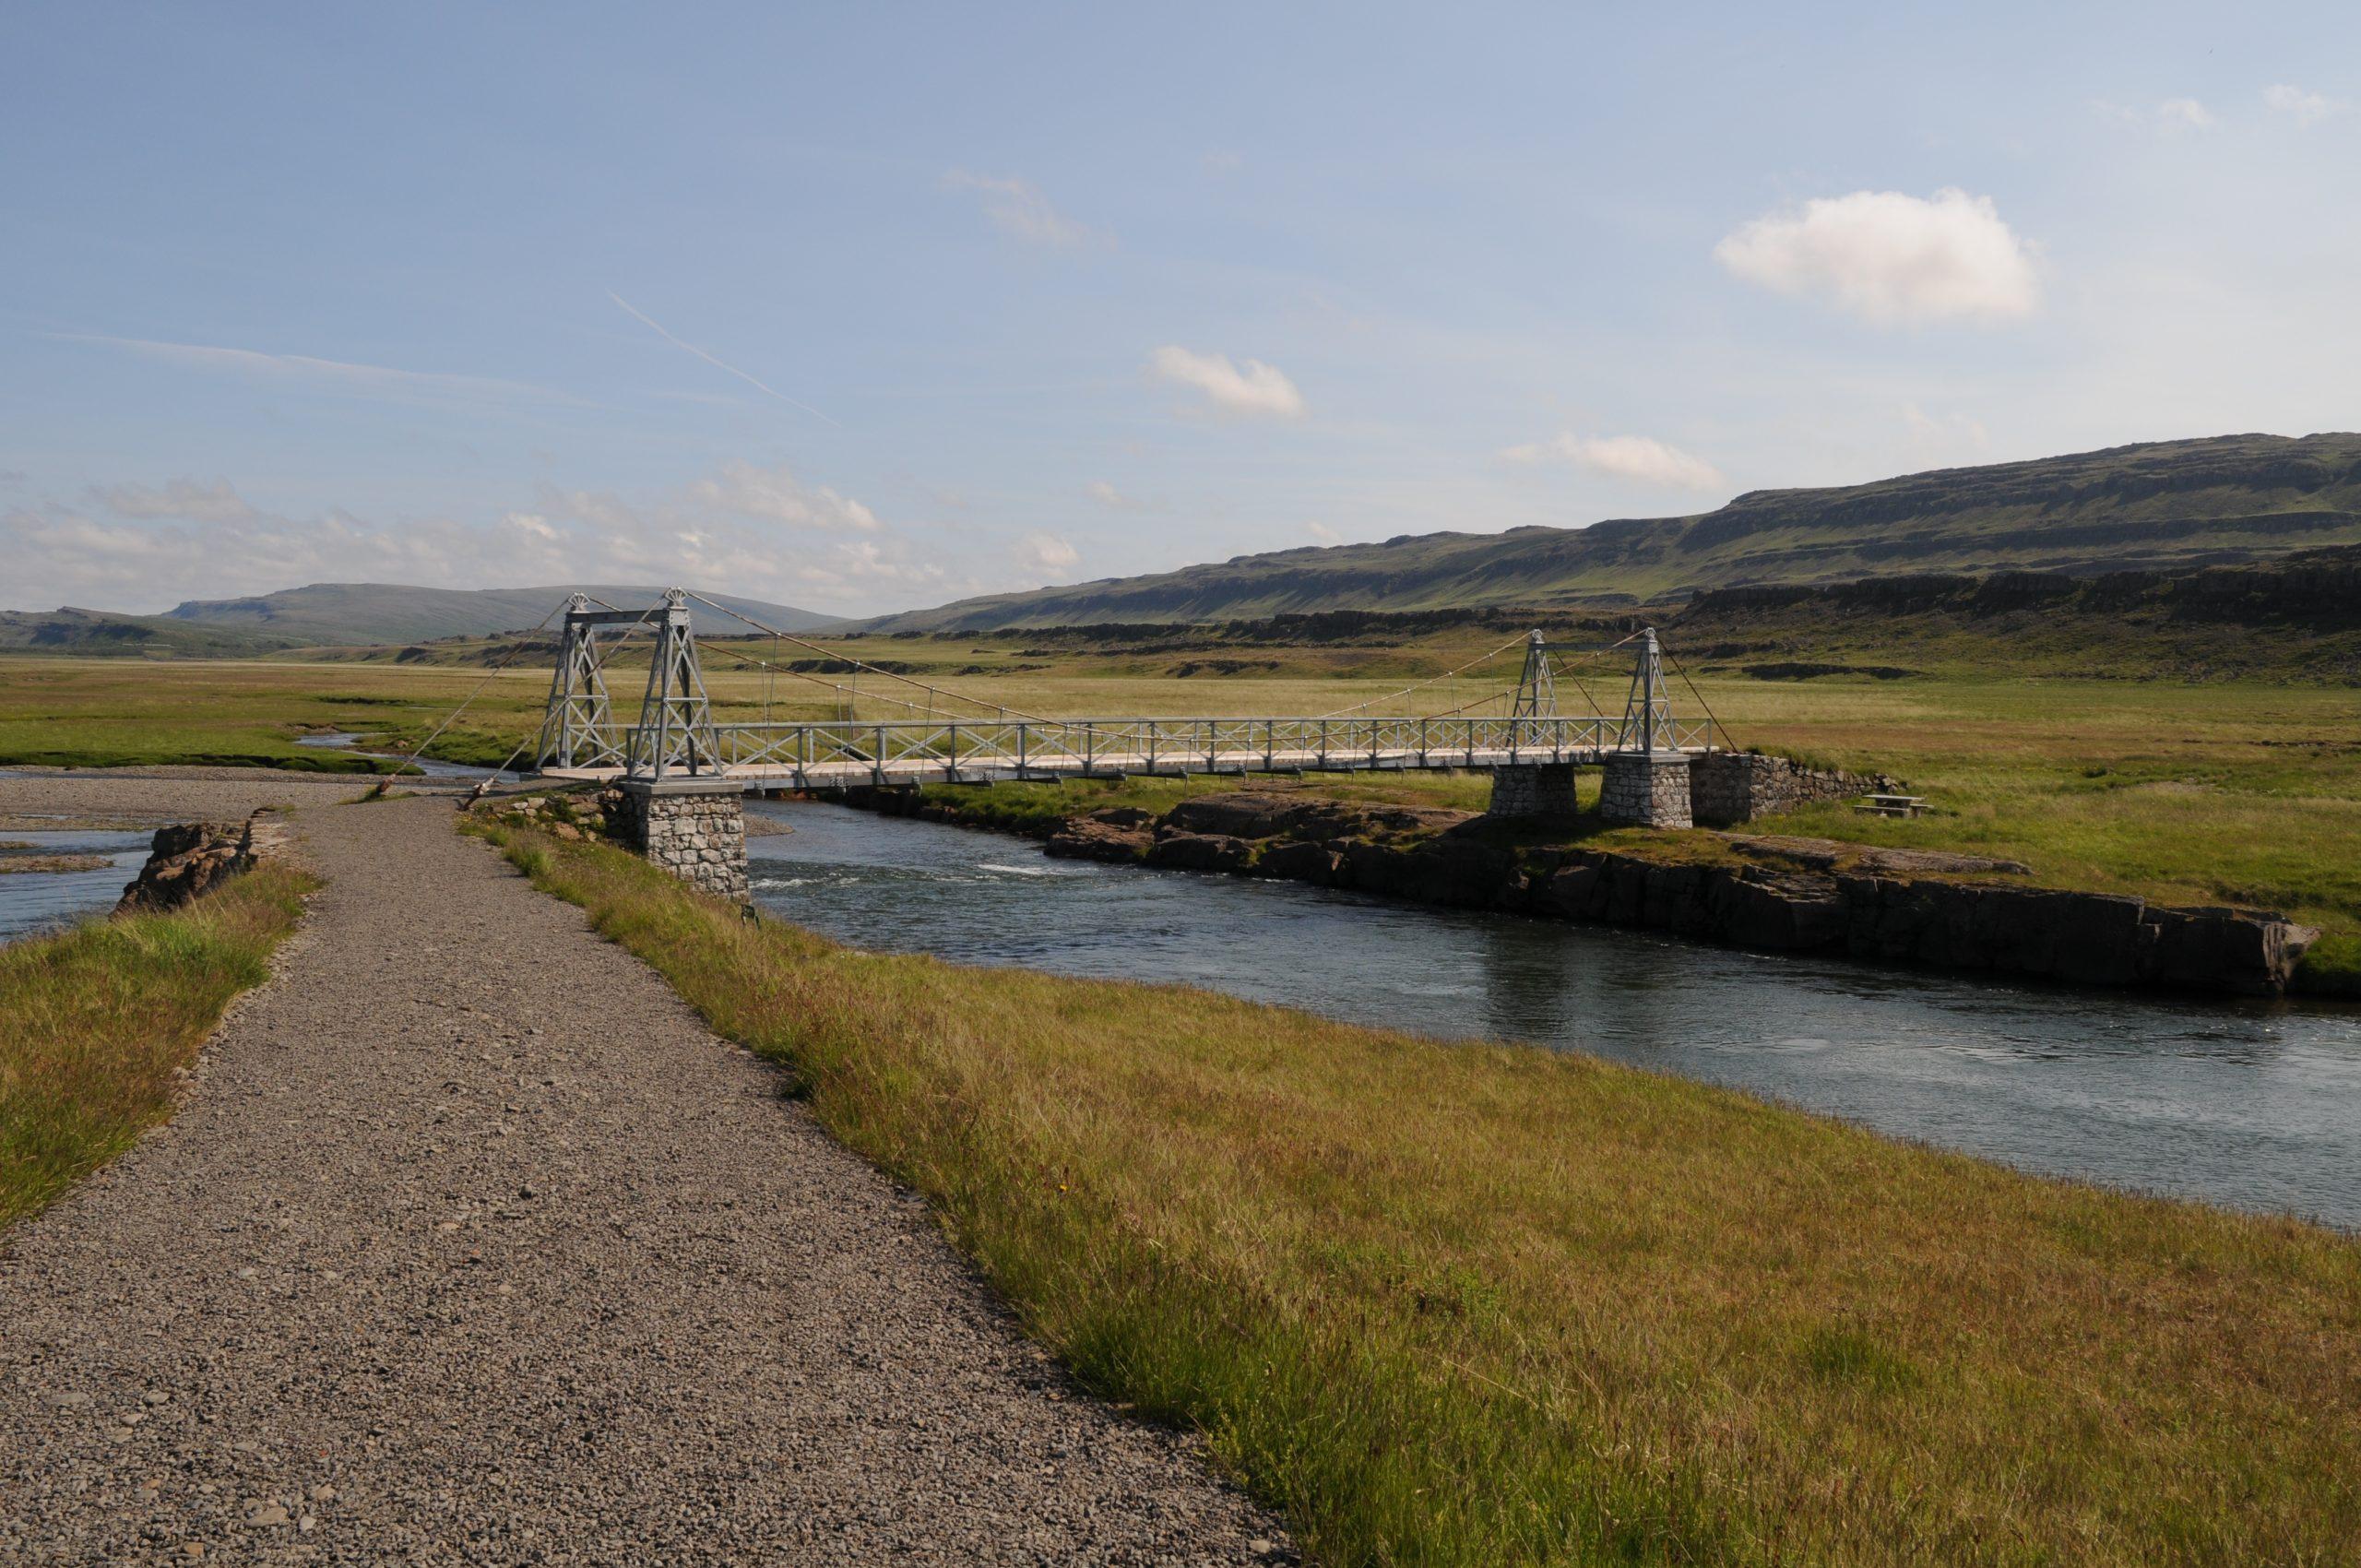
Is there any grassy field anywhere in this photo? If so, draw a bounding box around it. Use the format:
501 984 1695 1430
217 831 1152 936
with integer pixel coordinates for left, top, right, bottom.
0 862 311 1228
6 645 2358 983
470 814 2361 1565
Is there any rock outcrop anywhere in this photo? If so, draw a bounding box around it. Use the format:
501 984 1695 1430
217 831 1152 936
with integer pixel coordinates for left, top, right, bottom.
115 812 291 914
878 788 2319 997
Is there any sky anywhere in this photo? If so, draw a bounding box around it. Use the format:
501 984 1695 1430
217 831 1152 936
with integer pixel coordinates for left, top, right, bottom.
5 2 2358 617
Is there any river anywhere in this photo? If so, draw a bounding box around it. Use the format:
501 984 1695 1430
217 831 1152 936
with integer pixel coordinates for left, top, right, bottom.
746 798 2361 1229
0 827 153 943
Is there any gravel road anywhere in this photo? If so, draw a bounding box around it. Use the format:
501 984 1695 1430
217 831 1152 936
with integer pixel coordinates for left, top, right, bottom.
0 788 1284 1563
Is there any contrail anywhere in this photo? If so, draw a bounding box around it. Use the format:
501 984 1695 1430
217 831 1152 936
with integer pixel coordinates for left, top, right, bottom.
607 291 842 428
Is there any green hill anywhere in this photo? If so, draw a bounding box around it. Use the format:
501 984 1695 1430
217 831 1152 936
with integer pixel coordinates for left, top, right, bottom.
869 433 2361 632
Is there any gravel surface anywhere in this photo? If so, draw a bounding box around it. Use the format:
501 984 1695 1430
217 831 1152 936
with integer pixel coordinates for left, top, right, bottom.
0 791 1284 1564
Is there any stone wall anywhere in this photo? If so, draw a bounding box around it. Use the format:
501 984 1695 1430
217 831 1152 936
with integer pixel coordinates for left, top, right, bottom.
1600 754 1693 827
612 780 750 901
1484 763 1580 819
1691 753 1901 826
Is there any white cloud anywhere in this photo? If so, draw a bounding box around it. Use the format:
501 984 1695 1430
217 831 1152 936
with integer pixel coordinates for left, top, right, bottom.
53 333 572 408
2264 83 2343 124
1146 345 1306 420
1714 188 2040 327
1086 481 1131 508
685 460 881 531
1305 521 1342 545
1014 531 1080 580
1498 433 1725 491
3 459 934 616
2094 97 2218 133
1899 402 1992 460
943 171 1107 248
89 477 259 524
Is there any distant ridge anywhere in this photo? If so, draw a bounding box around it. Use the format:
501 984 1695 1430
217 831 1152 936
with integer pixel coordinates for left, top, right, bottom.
864 433 2361 633
1 583 839 657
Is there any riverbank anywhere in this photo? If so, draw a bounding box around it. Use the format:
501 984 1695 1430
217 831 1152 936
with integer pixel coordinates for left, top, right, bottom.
835 782 2343 997
474 814 2361 1565
0 860 311 1227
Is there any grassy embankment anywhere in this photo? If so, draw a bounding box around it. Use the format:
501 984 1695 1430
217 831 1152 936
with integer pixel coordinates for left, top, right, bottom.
0 863 311 1227
475 814 2361 1566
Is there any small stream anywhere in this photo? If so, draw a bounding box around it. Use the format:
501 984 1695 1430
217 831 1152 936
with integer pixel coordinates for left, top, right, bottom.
747 799 2361 1229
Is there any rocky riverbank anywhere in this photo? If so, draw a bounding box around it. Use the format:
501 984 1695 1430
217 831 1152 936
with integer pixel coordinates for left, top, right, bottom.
842 788 2321 998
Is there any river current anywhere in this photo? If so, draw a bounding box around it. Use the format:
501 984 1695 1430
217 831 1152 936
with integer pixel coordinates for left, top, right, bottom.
746 798 2361 1229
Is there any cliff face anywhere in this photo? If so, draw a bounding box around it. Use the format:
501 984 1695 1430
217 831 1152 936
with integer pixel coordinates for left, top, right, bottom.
863 434 2361 632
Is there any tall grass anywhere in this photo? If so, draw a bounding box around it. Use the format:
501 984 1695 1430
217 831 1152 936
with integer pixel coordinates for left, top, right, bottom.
479 820 2361 1566
0 864 310 1227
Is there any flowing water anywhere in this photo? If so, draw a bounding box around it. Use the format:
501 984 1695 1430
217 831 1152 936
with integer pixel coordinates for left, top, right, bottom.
0 828 151 944
747 799 2361 1229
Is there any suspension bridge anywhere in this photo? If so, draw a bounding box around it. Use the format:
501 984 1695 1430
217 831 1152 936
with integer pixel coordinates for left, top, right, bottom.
519 589 1724 802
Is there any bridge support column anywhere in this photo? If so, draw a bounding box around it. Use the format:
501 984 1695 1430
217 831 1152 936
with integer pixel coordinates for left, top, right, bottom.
614 778 749 902
1486 763 1580 820
1599 753 1694 828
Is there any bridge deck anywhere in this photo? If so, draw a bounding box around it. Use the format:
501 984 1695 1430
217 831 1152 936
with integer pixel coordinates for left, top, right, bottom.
537 742 1716 788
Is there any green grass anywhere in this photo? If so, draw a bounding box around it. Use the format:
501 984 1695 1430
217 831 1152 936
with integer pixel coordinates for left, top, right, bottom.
474 817 2361 1566
0 862 312 1228
6 651 2356 983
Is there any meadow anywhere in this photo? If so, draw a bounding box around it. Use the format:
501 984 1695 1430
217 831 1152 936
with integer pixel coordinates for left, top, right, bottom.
471 811 2361 1566
6 638 2353 982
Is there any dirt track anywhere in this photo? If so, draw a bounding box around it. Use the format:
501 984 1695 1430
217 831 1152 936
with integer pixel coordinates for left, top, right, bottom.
0 779 1280 1563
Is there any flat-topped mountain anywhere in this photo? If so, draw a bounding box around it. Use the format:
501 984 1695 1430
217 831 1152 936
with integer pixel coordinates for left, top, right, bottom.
867 433 2361 632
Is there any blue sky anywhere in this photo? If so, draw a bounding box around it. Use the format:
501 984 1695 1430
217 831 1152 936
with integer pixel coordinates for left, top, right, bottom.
5 2 2356 615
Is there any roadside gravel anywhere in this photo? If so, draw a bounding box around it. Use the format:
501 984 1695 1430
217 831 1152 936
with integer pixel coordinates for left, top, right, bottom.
0 790 1283 1563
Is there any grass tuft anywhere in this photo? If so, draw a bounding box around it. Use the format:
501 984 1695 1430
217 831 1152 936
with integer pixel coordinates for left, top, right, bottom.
0 863 311 1227
473 817 2361 1567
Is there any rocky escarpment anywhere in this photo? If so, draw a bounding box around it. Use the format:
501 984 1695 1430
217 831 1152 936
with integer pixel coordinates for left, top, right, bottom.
114 811 291 914
860 790 2319 998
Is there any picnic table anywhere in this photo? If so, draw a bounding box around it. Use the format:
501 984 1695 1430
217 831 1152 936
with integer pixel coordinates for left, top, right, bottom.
1855 792 1928 818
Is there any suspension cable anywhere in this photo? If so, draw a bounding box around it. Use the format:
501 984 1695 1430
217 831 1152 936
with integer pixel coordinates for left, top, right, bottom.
1660 638 1742 753
1312 632 1530 719
406 600 574 771
680 589 1054 723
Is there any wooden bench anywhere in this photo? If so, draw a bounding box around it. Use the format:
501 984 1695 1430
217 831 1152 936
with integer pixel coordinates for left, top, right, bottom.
1854 793 1928 818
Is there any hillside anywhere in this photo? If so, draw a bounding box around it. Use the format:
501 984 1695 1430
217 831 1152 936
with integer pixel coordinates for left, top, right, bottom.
869 433 2361 632
1 583 836 657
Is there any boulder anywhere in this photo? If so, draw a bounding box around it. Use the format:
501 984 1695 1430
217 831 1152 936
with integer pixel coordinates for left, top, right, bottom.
116 821 254 915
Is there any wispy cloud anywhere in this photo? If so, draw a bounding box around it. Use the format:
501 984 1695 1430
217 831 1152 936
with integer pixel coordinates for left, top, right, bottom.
1147 345 1306 420
1014 530 1080 580
605 291 840 427
1714 188 2038 327
1499 433 1725 491
943 171 1108 248
2264 83 2344 125
1305 521 1342 545
2094 97 2218 132
53 333 573 405
6 458 929 615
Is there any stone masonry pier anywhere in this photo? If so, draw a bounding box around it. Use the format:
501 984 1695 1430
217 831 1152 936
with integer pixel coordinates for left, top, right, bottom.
610 778 751 901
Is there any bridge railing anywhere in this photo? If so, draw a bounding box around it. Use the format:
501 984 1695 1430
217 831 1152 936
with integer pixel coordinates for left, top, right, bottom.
643 713 1712 777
